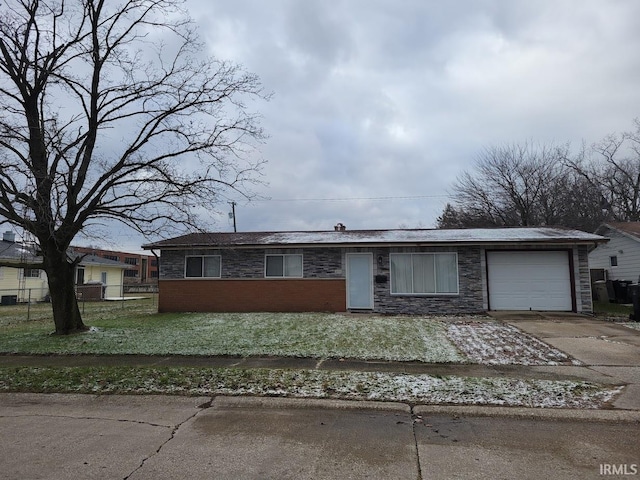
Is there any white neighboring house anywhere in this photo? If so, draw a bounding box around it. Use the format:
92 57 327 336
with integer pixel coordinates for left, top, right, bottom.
73 253 135 299
589 222 640 282
0 231 48 303
0 230 135 304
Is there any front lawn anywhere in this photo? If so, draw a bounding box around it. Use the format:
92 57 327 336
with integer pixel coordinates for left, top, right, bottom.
0 306 623 408
0 308 465 363
0 366 622 409
0 305 578 365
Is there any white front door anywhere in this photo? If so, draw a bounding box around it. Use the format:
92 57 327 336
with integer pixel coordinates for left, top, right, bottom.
346 253 373 309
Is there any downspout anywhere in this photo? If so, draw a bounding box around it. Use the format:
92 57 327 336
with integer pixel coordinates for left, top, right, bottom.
151 249 160 307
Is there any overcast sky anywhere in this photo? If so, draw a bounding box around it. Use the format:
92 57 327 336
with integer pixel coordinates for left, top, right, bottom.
78 0 640 252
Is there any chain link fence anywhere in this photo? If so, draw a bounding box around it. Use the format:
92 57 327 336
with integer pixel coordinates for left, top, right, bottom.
0 286 158 323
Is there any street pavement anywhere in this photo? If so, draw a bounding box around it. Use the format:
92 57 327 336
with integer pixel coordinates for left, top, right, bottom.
0 393 638 480
0 313 639 479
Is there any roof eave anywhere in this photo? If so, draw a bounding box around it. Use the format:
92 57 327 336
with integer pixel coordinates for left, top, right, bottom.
148 238 608 250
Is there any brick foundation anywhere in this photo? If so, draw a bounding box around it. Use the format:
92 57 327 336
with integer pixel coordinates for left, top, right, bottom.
158 279 347 313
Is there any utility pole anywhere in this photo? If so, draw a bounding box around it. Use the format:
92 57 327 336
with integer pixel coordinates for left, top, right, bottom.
229 201 237 232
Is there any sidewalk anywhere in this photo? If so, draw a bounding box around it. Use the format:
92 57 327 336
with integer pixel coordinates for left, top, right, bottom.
1 393 638 480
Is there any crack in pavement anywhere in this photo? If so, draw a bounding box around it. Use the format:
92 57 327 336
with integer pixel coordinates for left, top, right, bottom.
410 407 424 480
122 397 214 480
0 413 170 428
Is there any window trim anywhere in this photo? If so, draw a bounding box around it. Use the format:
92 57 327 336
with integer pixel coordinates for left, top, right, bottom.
390 252 459 296
184 255 222 278
610 255 618 267
264 254 304 278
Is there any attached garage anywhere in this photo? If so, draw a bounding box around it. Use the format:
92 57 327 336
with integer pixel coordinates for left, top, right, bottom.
487 250 574 311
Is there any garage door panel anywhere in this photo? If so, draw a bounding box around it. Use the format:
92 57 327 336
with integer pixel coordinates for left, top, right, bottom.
487 251 572 311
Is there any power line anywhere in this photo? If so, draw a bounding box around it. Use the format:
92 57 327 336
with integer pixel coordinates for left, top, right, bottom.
253 194 452 203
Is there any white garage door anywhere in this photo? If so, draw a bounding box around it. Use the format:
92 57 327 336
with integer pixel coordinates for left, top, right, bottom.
487 251 573 311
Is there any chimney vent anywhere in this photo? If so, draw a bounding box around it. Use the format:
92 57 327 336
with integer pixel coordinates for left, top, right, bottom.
2 231 15 243
334 223 346 232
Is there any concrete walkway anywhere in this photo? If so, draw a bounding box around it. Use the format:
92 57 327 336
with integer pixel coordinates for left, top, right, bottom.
491 312 640 410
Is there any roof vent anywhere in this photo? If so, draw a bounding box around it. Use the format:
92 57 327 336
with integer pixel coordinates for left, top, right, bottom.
334 223 346 232
2 231 15 243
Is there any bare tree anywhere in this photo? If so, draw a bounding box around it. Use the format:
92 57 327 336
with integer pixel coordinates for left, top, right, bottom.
439 141 606 231
0 0 268 334
565 119 640 223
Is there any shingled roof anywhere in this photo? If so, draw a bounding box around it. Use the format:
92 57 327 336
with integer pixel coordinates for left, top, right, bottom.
596 222 640 241
143 226 606 250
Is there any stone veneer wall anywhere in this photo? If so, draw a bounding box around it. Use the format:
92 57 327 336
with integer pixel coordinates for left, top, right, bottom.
371 246 485 315
160 248 343 279
577 245 593 313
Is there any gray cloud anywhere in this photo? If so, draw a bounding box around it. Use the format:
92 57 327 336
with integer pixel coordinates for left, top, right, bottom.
81 0 640 251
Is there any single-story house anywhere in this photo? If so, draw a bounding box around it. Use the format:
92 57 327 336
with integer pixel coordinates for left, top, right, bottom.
72 253 135 300
143 226 607 315
0 231 135 303
589 222 640 283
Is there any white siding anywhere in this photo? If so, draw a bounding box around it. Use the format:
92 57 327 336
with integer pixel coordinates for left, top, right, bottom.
0 266 49 302
81 265 125 298
588 229 640 282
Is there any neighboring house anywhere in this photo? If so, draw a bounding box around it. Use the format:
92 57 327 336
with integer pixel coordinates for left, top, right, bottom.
143 226 606 315
589 222 640 283
0 231 47 303
71 246 158 284
0 230 134 303
73 254 135 300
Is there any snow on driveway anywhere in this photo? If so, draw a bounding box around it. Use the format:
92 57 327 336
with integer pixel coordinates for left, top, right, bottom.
446 320 580 365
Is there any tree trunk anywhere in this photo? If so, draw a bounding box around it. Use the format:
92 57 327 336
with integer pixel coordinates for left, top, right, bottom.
43 247 87 335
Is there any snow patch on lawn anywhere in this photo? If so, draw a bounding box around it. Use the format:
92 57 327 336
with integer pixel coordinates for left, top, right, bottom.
204 370 622 409
446 321 580 365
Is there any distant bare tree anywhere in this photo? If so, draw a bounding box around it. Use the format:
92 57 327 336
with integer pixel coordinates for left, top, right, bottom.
565 119 640 223
0 0 268 334
438 142 606 231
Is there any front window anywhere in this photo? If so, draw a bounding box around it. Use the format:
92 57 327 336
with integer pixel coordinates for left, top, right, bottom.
390 253 458 294
185 255 221 278
265 254 303 278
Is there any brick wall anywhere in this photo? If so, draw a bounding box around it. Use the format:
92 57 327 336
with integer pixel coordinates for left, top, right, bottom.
158 279 346 312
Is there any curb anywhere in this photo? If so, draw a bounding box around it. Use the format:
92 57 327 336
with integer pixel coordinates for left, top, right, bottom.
413 404 640 422
211 395 411 413
210 396 640 421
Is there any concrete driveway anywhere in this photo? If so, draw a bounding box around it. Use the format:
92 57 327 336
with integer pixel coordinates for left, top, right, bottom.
0 393 638 480
492 312 640 410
